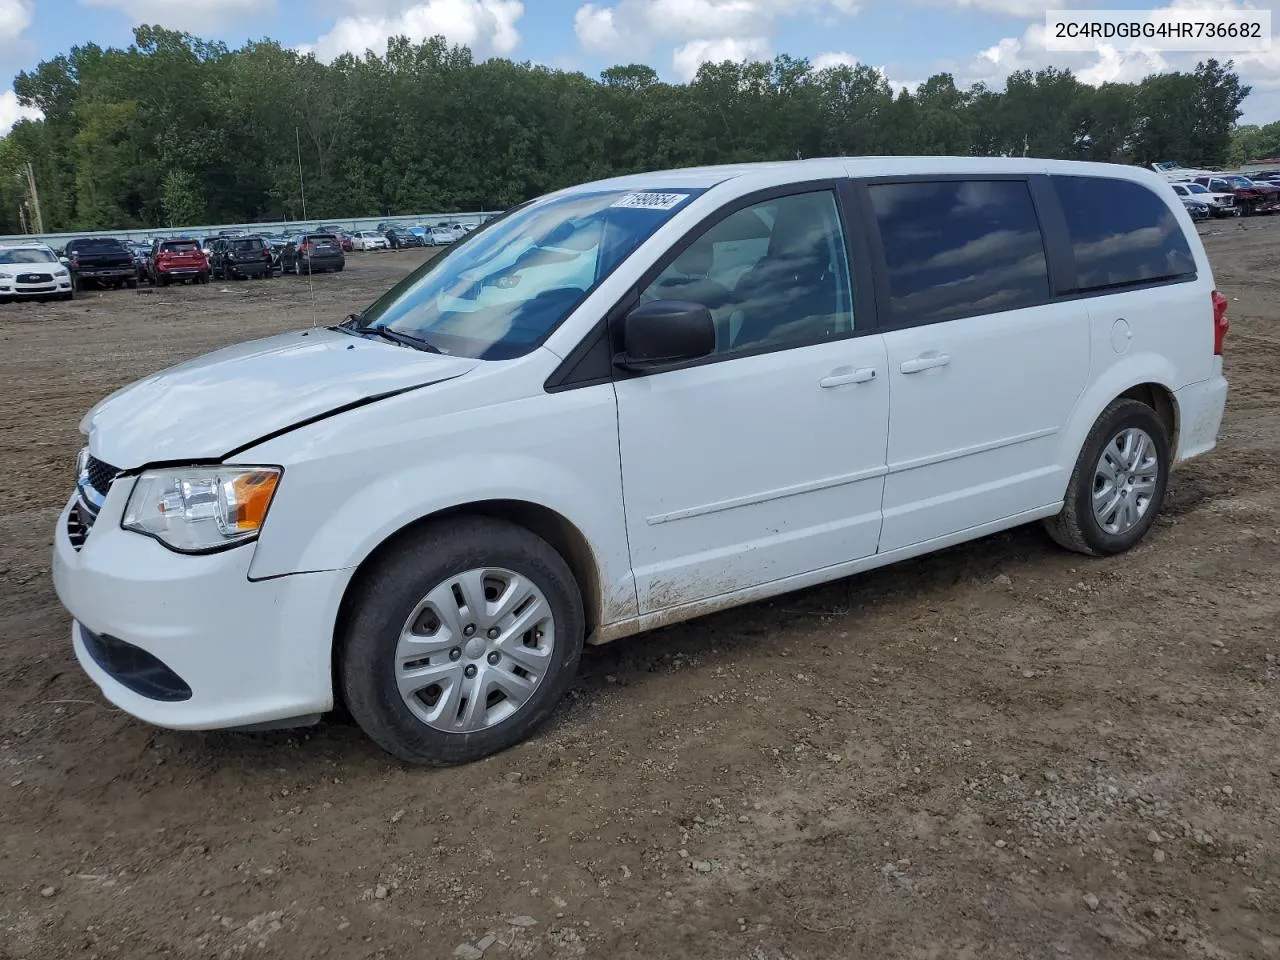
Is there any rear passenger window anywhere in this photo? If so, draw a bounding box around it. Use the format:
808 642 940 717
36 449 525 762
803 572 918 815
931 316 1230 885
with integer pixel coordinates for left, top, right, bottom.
1053 176 1196 292
869 180 1050 325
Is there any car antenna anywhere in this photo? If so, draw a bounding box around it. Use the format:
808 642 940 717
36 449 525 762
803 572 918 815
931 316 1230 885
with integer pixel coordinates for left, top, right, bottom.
296 125 317 328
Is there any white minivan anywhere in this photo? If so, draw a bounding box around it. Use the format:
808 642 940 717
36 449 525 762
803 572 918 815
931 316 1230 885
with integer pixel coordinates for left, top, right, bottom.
53 158 1230 765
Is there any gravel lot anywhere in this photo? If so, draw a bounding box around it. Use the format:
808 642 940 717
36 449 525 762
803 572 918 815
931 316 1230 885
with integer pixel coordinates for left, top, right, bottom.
1 229 1278 960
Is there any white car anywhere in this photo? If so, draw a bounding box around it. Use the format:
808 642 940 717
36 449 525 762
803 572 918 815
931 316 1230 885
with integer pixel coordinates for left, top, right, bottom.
351 231 389 251
1171 181 1236 216
429 225 454 246
0 243 74 302
52 157 1229 765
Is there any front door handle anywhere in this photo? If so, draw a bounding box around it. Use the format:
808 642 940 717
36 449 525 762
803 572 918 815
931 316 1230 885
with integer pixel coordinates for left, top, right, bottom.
820 367 877 388
900 354 951 374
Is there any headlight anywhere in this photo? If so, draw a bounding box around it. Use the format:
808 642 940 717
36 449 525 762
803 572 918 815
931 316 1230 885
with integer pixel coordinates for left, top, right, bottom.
123 466 281 553
0 272 13 280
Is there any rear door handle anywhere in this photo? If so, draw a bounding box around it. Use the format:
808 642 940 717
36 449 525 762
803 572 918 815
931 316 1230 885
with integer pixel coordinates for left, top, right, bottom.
820 367 877 388
900 354 951 374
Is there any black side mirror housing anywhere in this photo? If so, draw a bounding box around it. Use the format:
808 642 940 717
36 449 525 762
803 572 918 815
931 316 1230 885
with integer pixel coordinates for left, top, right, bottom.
616 299 715 372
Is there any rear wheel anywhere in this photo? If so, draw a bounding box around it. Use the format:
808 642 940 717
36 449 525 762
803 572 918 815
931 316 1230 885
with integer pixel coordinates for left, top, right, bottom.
126 277 137 289
340 517 585 765
1045 399 1170 556
157 274 169 287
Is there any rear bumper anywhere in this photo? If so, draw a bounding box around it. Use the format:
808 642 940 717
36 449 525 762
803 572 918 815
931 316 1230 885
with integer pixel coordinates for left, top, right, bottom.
75 268 133 279
1174 358 1228 462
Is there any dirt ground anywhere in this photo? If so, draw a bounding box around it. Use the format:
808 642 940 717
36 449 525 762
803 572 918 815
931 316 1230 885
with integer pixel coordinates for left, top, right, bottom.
1 226 1278 960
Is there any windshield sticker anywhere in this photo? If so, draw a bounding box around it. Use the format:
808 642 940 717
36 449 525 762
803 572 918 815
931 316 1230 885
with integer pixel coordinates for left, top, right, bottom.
611 192 690 211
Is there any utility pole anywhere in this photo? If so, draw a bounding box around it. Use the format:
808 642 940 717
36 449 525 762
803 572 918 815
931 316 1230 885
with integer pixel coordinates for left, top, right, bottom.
19 203 28 234
25 162 44 233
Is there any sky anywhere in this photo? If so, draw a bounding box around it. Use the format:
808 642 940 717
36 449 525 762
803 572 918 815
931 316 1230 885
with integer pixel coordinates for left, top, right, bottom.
2 0 1279 136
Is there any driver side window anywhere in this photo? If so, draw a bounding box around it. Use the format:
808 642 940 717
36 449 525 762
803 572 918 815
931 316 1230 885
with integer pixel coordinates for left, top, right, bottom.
639 190 854 355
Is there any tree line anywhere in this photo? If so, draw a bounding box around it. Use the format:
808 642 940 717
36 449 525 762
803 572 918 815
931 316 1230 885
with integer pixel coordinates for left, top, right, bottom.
0 26 1254 235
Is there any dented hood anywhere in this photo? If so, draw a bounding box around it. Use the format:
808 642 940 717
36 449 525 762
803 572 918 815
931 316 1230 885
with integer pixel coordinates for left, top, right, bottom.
82 327 479 468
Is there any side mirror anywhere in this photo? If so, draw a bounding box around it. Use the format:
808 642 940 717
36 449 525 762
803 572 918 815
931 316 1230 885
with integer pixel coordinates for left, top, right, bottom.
59 257 70 266
616 299 715 372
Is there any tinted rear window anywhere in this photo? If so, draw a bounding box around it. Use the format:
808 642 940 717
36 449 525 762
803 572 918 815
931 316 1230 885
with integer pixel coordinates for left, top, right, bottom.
162 241 199 253
230 239 264 251
869 179 1050 325
75 239 123 252
1052 176 1196 292
307 234 336 243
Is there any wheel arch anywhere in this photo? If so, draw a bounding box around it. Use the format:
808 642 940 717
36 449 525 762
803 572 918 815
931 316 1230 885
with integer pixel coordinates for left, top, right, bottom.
1117 382 1179 459
330 499 605 709
1056 355 1182 500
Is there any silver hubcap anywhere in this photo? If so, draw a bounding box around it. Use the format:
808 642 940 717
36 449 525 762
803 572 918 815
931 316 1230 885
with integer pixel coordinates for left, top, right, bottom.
1092 427 1159 535
395 567 555 733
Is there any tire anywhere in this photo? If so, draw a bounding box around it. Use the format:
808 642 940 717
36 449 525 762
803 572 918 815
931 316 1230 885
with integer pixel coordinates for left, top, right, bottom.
199 273 209 285
334 264 344 273
157 274 169 287
340 516 586 765
1045 398 1171 557
61 291 73 301
126 278 137 289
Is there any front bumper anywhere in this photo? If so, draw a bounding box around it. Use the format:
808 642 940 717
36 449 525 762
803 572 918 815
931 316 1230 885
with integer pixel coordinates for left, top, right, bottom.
0 276 72 297
52 486 352 730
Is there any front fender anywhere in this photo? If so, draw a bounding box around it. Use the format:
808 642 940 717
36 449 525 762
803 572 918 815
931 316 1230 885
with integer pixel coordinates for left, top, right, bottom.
239 378 638 623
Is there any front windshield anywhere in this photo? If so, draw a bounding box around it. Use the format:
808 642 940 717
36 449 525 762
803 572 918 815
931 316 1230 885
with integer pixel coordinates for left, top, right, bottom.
358 187 704 359
1186 183 1209 194
0 248 56 263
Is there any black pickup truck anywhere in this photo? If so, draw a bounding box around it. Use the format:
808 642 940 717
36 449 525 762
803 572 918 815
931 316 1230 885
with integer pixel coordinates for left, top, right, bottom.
64 237 137 290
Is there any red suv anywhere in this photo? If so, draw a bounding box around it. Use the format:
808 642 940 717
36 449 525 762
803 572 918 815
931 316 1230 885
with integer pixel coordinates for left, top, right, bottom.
148 238 210 286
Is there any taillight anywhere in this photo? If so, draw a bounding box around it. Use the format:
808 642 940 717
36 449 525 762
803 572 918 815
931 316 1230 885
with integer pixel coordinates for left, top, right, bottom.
1212 290 1229 355
300 242 311 254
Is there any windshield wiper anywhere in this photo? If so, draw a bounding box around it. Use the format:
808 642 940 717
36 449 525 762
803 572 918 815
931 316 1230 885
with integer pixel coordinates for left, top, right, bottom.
330 312 442 354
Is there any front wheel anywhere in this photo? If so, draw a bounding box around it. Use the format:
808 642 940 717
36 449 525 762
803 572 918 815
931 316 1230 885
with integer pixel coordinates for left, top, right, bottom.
1045 398 1171 556
340 517 585 765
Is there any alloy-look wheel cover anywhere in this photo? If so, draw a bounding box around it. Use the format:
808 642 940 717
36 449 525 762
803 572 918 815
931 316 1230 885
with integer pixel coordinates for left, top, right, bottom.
394 567 556 733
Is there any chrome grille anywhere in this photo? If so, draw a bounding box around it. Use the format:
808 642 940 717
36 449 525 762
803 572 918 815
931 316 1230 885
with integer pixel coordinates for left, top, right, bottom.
85 455 118 499
69 452 121 551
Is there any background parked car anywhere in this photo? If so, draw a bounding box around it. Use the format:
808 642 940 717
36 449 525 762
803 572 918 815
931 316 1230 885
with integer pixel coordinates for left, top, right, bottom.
126 241 152 282
149 237 210 286
261 236 287 274
65 237 137 290
429 225 454 246
283 233 346 275
0 243 74 302
1181 197 1211 221
1171 181 1237 217
1192 175 1280 215
210 235 273 280
351 231 389 251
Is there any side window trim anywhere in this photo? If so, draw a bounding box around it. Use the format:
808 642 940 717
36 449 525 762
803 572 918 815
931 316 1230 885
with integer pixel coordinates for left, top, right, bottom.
856 173 1054 332
545 178 871 392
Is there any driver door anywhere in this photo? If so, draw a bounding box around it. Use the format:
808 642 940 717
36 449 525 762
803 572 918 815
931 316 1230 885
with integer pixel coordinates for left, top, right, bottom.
612 185 890 613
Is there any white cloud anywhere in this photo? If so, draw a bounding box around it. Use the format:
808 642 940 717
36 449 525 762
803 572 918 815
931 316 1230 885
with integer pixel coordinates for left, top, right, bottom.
572 0 860 64
308 0 523 62
673 36 770 80
812 51 858 70
80 0 276 33
574 3 619 53
0 88 40 136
